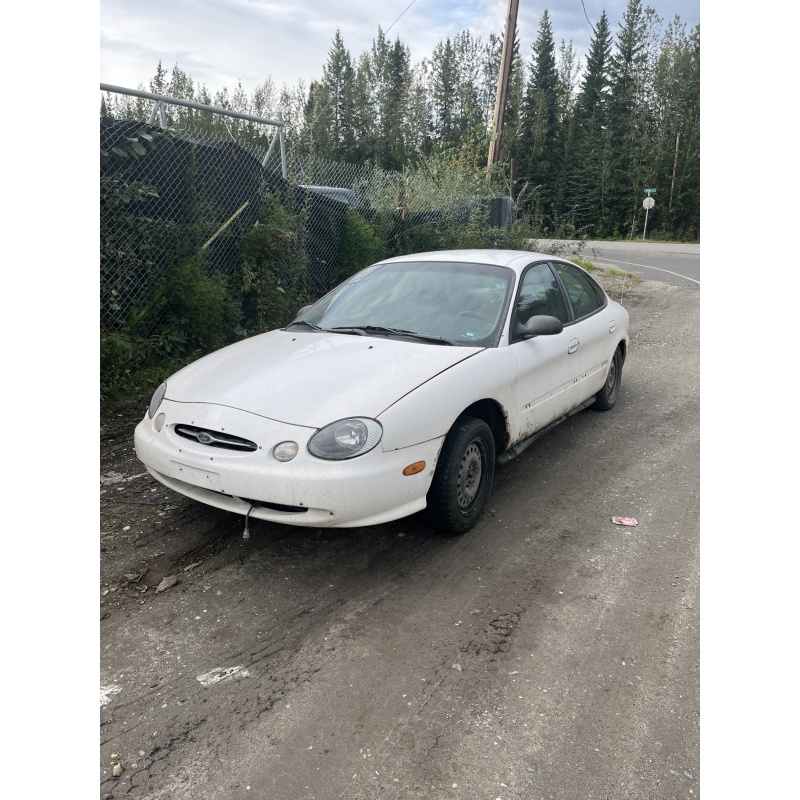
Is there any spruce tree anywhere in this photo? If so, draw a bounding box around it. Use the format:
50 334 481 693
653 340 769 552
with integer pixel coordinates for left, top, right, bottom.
569 10 613 235
499 32 524 173
651 18 699 238
519 9 560 229
321 29 356 161
430 38 459 147
350 52 377 164
301 79 331 158
452 30 483 149
380 39 413 170
607 0 651 235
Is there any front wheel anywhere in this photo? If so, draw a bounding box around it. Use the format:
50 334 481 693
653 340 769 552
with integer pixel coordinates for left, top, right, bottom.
593 346 623 411
427 416 495 534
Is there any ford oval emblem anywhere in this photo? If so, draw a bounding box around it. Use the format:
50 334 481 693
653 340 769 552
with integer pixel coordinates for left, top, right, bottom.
197 432 213 444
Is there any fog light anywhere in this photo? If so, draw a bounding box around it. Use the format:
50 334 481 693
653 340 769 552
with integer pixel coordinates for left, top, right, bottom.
403 461 426 476
154 413 166 432
273 441 299 462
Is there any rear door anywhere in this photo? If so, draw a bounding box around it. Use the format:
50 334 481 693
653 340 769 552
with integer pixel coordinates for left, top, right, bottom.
550 261 617 399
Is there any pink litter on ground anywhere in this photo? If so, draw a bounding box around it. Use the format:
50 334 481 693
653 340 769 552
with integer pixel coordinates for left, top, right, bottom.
611 516 638 527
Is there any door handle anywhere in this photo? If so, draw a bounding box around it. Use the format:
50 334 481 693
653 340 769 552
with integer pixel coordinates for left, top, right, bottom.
568 338 580 354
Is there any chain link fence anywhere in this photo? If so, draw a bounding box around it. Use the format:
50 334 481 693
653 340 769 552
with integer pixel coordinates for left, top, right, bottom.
101 85 290 333
100 85 509 336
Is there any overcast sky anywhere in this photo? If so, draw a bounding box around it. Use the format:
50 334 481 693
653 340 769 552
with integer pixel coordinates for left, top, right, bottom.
100 0 700 97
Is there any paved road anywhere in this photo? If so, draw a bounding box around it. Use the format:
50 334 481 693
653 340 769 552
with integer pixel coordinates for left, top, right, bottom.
544 240 700 287
100 276 700 800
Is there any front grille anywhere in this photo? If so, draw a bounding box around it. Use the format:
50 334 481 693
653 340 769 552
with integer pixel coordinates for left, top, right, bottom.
174 424 258 452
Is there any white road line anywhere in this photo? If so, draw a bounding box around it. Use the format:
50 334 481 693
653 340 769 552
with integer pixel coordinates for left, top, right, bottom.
596 258 700 285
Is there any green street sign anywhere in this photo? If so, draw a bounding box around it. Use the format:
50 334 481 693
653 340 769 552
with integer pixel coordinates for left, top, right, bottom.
644 188 657 194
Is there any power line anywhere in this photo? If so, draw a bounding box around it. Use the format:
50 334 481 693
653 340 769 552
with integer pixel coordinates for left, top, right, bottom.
579 0 597 36
385 0 421 37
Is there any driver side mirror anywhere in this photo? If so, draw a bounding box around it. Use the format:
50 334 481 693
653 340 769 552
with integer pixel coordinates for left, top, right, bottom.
513 314 564 341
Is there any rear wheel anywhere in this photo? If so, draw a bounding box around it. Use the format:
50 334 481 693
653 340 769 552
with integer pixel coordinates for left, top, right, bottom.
593 346 623 411
427 416 495 534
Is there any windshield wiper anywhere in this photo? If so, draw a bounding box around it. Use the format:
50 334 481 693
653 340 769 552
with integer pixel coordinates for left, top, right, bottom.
354 325 456 345
285 319 326 331
327 326 369 336
291 321 455 345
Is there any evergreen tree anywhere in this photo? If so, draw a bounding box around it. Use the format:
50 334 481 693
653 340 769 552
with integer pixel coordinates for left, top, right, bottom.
406 63 433 160
607 0 652 235
251 77 278 119
556 39 580 121
499 32 525 173
569 10 614 235
301 79 331 158
480 32 503 130
429 37 459 146
196 84 212 106
277 81 307 158
102 11 700 241
551 39 580 220
321 29 356 160
379 38 413 170
150 60 169 95
519 9 560 228
349 52 377 164
166 65 197 128
168 65 195 100
452 30 484 147
651 19 699 237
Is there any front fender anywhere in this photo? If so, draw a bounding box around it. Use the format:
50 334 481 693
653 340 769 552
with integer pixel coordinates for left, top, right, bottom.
377 348 518 451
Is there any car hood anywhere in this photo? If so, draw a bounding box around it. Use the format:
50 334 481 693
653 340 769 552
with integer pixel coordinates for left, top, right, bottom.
164 330 482 428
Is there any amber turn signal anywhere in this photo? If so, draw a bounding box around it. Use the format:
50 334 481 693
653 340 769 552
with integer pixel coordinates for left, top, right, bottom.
402 461 426 476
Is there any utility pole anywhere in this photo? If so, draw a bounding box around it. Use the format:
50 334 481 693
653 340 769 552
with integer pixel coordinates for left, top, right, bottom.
486 0 519 180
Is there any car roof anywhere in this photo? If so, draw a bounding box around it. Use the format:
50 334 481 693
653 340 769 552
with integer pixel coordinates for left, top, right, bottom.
378 249 568 275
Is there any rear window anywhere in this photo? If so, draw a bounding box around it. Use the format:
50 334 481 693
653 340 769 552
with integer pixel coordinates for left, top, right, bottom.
552 262 606 319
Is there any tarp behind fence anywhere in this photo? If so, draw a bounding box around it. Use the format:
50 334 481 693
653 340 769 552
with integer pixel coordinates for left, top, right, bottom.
100 85 510 336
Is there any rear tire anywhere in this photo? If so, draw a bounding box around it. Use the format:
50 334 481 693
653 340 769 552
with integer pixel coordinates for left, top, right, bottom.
593 347 623 411
427 416 495 534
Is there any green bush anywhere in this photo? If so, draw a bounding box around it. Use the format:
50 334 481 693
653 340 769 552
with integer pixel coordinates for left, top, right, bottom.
142 255 240 354
101 253 239 401
238 197 311 332
100 328 191 403
332 210 386 284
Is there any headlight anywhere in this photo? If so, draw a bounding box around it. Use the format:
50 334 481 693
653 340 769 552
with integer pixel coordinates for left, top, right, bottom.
148 382 167 418
307 418 382 460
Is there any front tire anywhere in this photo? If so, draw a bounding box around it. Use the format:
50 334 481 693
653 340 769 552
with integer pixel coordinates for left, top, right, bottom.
427 416 495 534
593 346 623 411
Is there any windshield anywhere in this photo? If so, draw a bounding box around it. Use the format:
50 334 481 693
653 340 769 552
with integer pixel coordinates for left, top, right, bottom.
290 260 514 347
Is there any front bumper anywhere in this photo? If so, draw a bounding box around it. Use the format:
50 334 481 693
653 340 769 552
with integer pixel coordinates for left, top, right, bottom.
134 400 444 528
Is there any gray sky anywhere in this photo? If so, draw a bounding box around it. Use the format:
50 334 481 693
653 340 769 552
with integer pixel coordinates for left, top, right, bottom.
100 0 700 96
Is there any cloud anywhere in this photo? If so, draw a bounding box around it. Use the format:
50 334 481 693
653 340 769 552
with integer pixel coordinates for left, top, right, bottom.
100 0 700 94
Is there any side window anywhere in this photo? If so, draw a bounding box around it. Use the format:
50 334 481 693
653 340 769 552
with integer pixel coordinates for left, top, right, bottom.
516 263 569 324
552 262 605 319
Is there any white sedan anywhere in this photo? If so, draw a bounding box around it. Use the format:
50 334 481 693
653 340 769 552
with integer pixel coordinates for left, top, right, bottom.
134 250 629 534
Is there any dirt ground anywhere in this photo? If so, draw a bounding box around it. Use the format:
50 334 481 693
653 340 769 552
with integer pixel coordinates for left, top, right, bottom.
100 274 699 799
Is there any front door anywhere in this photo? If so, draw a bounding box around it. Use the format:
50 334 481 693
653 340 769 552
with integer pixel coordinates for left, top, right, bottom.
509 262 584 441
